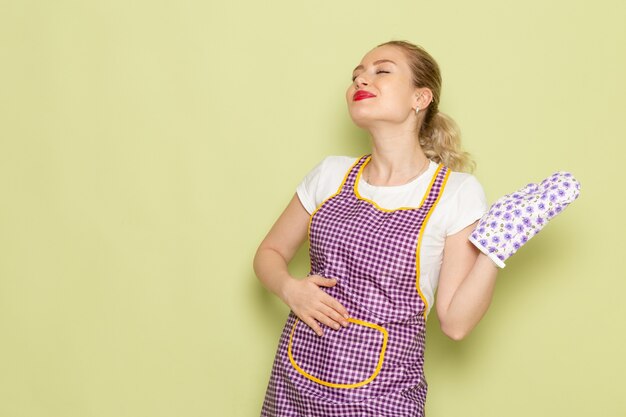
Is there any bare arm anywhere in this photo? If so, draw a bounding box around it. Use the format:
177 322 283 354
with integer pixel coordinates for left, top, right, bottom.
435 220 499 341
253 193 349 336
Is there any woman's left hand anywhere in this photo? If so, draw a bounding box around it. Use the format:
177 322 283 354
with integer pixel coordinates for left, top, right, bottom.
469 171 581 268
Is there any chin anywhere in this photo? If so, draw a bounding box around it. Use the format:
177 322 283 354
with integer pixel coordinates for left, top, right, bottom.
349 116 372 130
349 107 377 127
348 109 402 129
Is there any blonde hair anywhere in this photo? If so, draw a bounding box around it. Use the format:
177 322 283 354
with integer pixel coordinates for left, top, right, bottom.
378 40 476 173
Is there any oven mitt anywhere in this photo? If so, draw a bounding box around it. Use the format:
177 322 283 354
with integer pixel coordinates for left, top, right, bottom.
468 171 581 268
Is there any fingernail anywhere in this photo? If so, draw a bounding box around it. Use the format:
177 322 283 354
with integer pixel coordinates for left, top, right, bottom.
333 324 340 330
342 321 349 327
343 314 349 319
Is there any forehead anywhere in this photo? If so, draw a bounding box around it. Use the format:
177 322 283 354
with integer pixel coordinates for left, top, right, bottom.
359 45 407 66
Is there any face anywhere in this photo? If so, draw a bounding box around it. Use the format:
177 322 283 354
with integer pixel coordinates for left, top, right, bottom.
346 45 421 128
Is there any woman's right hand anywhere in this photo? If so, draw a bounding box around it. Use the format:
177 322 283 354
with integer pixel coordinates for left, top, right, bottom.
281 275 350 337
253 194 350 336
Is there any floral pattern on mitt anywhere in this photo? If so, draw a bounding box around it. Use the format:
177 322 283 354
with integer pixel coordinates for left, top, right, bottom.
468 171 581 268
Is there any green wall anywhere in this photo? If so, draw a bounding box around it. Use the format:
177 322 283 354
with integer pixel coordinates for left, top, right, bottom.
1 0 624 416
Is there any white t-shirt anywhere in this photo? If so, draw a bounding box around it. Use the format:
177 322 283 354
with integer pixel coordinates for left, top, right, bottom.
296 155 489 317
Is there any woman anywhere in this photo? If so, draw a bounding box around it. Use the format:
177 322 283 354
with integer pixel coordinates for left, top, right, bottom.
253 40 578 416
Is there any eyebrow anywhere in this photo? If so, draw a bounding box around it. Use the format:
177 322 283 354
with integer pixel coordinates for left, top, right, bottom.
353 59 397 73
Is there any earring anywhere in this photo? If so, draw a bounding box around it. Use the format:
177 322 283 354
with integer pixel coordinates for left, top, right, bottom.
415 106 420 115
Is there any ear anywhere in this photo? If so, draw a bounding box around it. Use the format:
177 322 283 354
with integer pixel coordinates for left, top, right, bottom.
413 88 434 111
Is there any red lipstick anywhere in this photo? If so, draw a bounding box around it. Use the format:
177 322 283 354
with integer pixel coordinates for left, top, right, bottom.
353 90 376 101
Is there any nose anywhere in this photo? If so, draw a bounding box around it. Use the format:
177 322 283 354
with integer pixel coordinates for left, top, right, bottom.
354 74 369 89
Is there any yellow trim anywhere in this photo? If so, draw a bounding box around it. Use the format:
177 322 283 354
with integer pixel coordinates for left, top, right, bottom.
353 156 438 212
307 155 367 238
287 317 389 389
415 167 451 321
304 155 450 325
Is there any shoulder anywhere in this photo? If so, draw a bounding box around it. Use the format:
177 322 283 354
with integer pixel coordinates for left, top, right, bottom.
296 155 361 214
319 155 361 173
304 155 361 184
438 168 489 236
442 169 486 199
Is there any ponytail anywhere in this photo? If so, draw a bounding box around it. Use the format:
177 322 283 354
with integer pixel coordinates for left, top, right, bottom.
378 40 477 173
419 111 476 173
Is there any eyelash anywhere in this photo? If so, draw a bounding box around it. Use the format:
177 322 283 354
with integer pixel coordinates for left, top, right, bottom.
352 70 390 82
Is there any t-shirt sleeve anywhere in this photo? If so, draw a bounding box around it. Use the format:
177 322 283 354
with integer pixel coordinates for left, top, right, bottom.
295 157 327 215
445 175 489 236
295 156 356 215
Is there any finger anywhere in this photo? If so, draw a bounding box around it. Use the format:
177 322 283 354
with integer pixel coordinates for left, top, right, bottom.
321 294 350 320
313 309 342 331
302 317 323 337
318 304 349 328
309 276 337 288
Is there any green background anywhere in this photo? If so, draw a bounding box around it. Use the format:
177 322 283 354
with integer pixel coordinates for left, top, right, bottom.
1 0 624 416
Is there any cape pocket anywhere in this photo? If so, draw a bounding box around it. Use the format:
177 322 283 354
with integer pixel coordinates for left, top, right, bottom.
287 317 388 389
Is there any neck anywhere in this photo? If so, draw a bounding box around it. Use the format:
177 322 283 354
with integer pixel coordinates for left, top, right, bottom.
364 122 429 186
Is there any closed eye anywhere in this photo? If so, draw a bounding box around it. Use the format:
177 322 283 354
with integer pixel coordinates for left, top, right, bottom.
351 69 391 82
